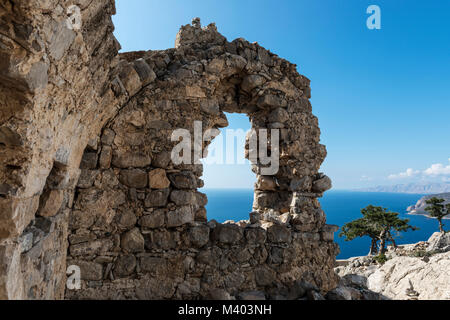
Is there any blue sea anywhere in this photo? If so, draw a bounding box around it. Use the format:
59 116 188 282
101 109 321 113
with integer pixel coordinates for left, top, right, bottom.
202 189 440 259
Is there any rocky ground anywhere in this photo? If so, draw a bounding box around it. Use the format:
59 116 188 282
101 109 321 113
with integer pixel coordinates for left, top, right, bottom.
332 232 450 300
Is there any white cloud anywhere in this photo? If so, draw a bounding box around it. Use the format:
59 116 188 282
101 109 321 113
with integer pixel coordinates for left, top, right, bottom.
388 168 420 180
423 158 450 176
360 175 373 181
388 158 450 180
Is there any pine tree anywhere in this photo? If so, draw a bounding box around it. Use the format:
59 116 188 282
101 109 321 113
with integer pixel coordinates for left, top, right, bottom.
340 216 380 255
363 206 418 254
340 205 418 255
425 197 449 233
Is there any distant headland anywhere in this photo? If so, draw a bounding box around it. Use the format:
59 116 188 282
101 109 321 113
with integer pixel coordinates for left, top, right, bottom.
355 182 450 194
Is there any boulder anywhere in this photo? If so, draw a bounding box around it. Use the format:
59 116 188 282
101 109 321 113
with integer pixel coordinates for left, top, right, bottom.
427 232 450 252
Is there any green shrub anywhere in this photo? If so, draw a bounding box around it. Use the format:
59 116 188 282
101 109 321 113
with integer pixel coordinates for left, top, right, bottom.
409 249 440 258
374 253 388 264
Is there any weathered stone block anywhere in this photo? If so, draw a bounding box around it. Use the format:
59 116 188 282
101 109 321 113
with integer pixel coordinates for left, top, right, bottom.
170 190 195 206
200 99 220 115
37 190 64 217
68 232 96 245
114 255 137 277
267 225 291 244
195 208 207 222
69 210 95 230
99 146 112 169
257 94 287 108
168 172 197 189
188 225 210 248
133 59 157 86
254 192 278 209
101 129 116 145
77 170 99 189
268 108 289 123
144 189 170 207
167 206 194 228
255 176 277 191
49 21 76 61
119 63 142 96
312 174 332 193
240 75 266 93
140 256 167 274
254 266 276 286
112 151 151 168
195 192 208 207
212 224 244 245
245 227 266 244
186 85 206 98
117 212 138 229
152 151 171 169
0 127 22 147
149 169 170 189
80 152 98 170
238 291 266 300
207 289 232 300
119 169 148 188
74 261 103 281
121 228 145 253
290 176 312 192
139 210 165 229
146 230 179 250
69 239 114 257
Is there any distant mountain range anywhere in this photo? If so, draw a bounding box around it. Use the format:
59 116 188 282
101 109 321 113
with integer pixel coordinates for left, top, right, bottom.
355 182 450 194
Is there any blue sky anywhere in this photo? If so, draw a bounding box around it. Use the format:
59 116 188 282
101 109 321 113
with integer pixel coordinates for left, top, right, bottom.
113 0 450 189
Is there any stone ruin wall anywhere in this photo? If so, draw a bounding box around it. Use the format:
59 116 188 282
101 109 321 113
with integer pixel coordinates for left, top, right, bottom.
0 1 339 300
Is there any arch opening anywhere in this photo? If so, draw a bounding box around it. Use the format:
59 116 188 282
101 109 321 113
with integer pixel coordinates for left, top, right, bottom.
201 112 255 223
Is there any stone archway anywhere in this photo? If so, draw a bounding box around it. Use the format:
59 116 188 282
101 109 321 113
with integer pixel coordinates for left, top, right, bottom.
65 20 338 300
